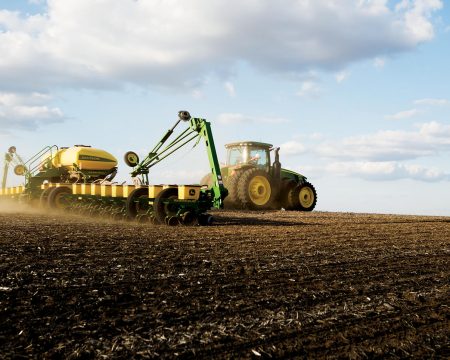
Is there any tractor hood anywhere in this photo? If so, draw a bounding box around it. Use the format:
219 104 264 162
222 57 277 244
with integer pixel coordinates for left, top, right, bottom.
281 168 307 182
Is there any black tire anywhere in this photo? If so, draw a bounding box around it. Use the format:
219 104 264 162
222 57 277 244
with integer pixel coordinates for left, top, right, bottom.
181 211 197 226
280 179 298 210
289 182 317 211
223 174 242 208
153 187 179 225
126 187 149 219
39 187 54 209
237 168 275 210
198 213 214 226
124 151 140 167
48 186 72 210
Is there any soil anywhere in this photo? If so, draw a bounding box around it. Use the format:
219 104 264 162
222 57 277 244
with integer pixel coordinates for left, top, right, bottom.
0 207 449 359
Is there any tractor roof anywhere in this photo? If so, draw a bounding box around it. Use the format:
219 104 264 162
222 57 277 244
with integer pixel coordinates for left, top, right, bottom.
225 141 273 149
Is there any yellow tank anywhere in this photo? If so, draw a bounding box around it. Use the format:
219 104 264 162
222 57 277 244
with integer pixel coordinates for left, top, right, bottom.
51 146 117 171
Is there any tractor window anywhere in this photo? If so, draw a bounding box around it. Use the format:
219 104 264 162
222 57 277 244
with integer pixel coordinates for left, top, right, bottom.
227 148 243 165
248 149 268 166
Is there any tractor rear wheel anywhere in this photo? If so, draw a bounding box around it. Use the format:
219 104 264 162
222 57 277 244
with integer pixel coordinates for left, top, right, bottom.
237 168 274 210
224 174 242 208
48 186 72 210
153 187 179 224
289 182 317 211
126 187 150 220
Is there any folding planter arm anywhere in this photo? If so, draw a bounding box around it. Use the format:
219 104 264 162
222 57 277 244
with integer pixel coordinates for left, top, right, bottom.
129 111 228 208
189 117 228 209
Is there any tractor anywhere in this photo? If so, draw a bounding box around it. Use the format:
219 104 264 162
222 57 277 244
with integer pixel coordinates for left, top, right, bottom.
201 141 316 211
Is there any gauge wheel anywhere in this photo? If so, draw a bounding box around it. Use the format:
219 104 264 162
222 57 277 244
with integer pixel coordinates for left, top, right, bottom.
124 151 140 167
153 187 179 224
14 164 27 176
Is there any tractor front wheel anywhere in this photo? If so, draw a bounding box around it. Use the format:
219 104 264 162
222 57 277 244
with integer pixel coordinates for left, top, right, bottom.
280 179 298 210
237 168 274 210
289 182 317 211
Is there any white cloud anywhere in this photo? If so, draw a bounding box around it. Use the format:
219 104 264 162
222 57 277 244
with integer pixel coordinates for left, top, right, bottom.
224 81 236 97
414 98 449 106
0 0 443 92
0 92 64 131
385 108 419 120
335 70 350 83
400 0 443 42
373 57 386 68
316 121 450 161
279 141 306 156
217 113 289 125
296 81 322 98
191 89 204 99
324 161 450 182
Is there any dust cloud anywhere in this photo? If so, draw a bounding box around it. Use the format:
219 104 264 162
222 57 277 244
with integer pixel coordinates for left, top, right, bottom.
0 200 40 214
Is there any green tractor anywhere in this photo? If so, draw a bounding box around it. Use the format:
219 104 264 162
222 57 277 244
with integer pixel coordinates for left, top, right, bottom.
201 141 317 211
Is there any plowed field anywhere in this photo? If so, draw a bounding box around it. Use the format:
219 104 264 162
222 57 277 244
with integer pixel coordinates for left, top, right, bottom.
0 208 449 359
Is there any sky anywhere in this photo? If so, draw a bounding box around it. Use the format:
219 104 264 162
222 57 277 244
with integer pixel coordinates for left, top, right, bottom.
0 0 449 215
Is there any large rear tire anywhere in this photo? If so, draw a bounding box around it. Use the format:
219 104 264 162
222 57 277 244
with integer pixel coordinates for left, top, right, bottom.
224 174 242 208
126 187 149 220
153 187 179 224
237 168 274 210
289 182 317 211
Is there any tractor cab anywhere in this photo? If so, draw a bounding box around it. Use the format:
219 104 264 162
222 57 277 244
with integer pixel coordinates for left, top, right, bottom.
225 142 273 170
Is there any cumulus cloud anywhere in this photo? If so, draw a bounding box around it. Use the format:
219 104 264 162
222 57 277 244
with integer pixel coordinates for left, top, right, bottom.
324 161 450 182
414 98 449 106
0 92 64 131
373 57 386 68
279 141 306 156
296 81 322 98
224 82 236 97
385 108 419 120
335 71 350 83
0 0 443 92
217 113 289 125
316 121 450 161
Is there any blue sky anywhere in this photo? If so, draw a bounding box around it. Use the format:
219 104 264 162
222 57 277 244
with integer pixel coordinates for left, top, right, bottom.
1 0 449 215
